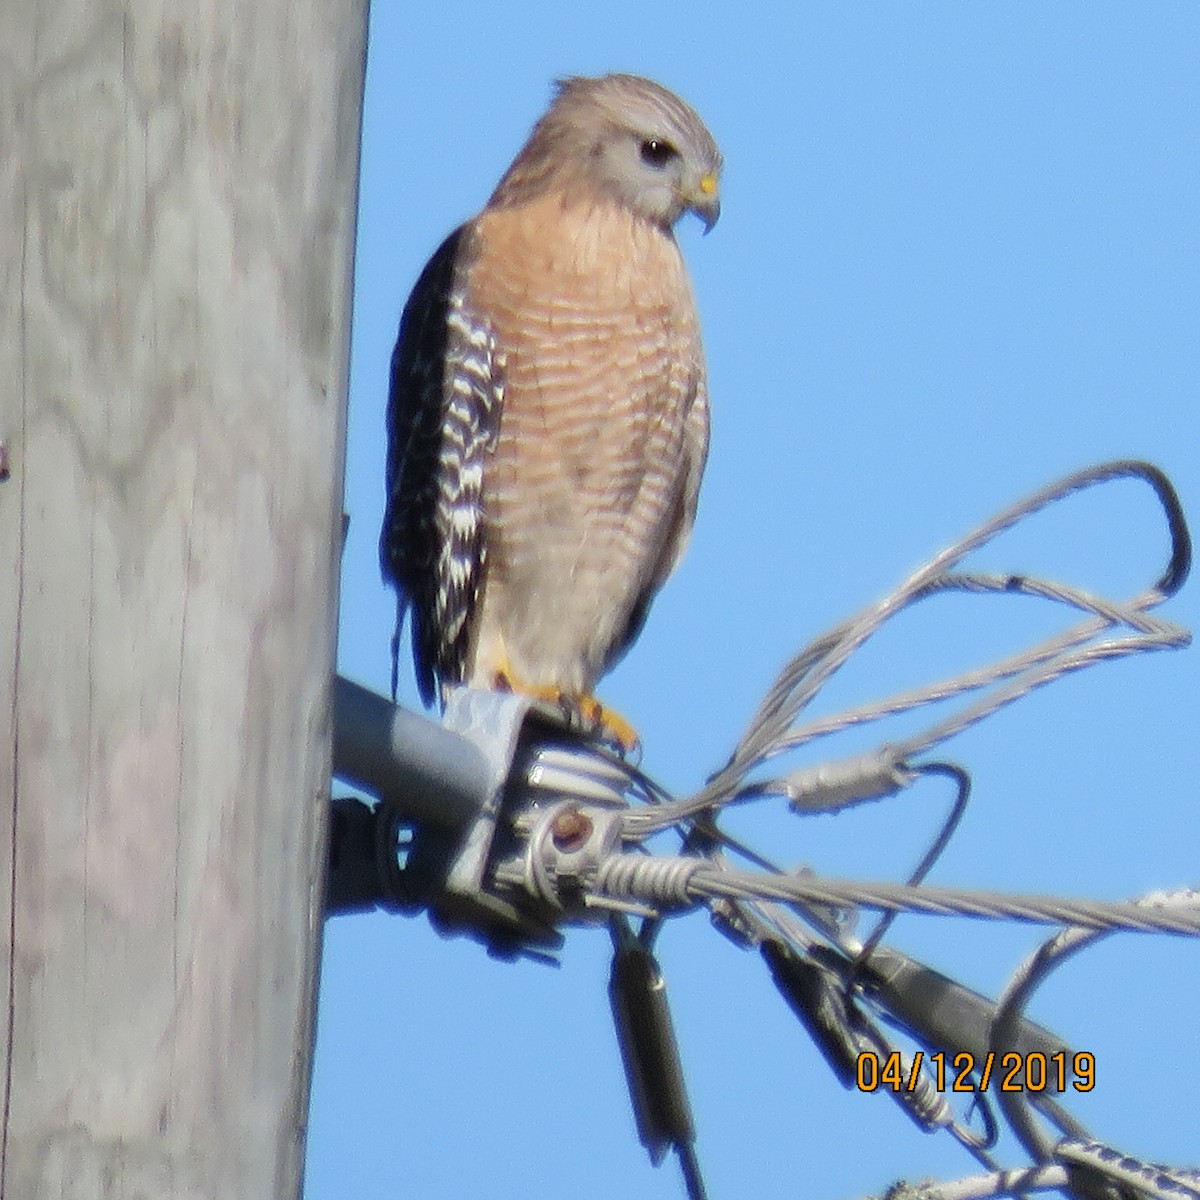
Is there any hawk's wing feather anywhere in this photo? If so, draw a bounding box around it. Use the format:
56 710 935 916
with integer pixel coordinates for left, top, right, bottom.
381 225 502 704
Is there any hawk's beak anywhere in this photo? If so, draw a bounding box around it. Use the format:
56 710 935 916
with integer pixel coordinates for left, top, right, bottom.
690 172 721 234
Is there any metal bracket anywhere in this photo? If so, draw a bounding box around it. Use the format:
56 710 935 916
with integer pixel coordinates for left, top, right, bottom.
426 687 564 956
328 677 643 958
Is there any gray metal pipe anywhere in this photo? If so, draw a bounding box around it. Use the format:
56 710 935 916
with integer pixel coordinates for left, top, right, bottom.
331 675 488 833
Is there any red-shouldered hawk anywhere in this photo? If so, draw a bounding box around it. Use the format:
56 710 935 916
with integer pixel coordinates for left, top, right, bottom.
381 73 721 747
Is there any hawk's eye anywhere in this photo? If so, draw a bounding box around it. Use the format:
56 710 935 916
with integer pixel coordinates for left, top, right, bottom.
639 138 677 169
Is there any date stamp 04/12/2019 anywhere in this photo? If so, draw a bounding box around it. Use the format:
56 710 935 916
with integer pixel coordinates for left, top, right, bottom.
856 1049 1096 1095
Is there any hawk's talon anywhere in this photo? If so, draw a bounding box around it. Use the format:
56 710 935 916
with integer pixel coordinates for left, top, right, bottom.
483 660 641 757
575 695 641 759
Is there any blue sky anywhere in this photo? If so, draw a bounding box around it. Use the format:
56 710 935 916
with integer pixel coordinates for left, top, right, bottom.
310 6 1199 1197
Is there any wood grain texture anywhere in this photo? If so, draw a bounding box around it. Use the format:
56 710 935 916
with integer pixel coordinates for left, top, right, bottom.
0 2 366 1196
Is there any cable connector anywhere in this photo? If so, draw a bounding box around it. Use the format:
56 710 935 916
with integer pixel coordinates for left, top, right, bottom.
512 799 627 914
774 748 913 812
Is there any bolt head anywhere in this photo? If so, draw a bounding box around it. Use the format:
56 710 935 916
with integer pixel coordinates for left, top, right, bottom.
550 808 593 853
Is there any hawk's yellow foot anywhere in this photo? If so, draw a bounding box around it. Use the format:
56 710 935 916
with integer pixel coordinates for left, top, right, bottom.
490 666 640 755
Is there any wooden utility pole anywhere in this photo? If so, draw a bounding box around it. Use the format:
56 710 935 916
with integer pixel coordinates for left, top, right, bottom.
0 3 367 1197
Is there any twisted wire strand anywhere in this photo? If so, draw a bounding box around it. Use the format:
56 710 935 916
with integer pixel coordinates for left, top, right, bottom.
988 888 1200 1164
790 462 1177 731
624 461 1190 834
878 1155 1199 1200
589 858 1200 937
737 459 1186 763
776 583 1184 753
1055 1140 1200 1200
763 576 1181 757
